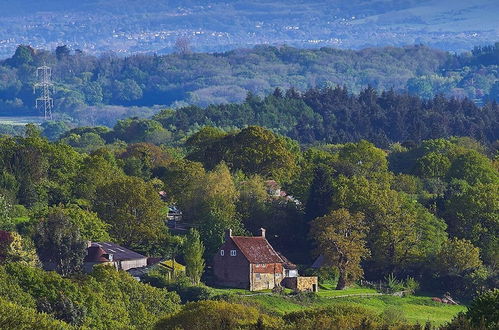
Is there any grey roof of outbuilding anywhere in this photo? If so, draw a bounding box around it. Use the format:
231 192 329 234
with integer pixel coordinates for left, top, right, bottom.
91 242 146 261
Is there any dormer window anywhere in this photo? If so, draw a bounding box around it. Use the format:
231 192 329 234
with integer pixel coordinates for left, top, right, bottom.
220 250 225 256
230 250 237 256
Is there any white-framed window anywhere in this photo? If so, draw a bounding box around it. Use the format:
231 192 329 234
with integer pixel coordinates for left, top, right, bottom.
230 250 237 256
220 250 224 256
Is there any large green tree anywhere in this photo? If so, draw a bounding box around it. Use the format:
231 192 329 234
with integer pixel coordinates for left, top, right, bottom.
93 176 166 247
35 209 87 276
310 208 370 289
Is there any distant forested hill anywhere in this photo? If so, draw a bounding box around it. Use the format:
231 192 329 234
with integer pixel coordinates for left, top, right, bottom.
0 43 498 126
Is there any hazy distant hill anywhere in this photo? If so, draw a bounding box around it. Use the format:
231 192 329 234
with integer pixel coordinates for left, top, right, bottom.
0 0 497 57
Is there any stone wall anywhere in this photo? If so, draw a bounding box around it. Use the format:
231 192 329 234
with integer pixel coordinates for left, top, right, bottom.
250 264 284 291
282 276 319 292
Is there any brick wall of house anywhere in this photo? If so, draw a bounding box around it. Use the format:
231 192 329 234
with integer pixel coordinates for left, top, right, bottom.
213 239 250 288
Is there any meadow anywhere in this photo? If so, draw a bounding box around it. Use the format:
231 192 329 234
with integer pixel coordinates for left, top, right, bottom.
213 286 466 327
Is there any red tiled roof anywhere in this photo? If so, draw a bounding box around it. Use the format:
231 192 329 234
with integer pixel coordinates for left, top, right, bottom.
231 236 284 264
84 246 110 262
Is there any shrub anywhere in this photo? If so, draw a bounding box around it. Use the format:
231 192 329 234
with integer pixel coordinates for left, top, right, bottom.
385 273 405 293
0 297 72 329
381 306 407 325
154 300 282 330
143 273 215 303
405 277 420 294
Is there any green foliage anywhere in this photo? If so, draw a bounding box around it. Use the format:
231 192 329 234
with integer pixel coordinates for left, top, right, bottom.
332 175 448 275
465 289 499 328
436 238 483 276
184 229 205 285
444 289 499 329
174 162 244 254
443 180 498 264
0 194 14 231
35 209 86 276
283 304 408 329
0 297 72 330
0 263 181 329
112 118 172 145
0 231 39 267
187 126 300 182
310 209 369 289
154 300 282 330
93 176 166 246
385 274 405 293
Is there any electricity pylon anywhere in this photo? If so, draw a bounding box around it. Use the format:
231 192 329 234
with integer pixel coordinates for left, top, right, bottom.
34 65 54 120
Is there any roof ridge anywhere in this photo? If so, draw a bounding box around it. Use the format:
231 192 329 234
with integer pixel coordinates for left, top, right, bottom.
230 236 251 261
230 235 284 264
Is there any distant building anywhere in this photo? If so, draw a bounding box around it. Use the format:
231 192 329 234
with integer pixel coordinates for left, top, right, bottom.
83 242 148 273
213 228 317 292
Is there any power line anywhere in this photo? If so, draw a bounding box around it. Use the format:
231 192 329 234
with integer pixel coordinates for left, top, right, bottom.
33 64 54 120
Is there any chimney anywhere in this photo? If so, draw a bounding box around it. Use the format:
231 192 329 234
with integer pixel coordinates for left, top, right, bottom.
225 229 233 240
259 228 266 238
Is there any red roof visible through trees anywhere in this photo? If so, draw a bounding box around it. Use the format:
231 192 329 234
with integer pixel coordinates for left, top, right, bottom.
231 236 284 264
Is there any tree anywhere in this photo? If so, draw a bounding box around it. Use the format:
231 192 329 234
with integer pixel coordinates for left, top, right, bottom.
35 209 87 276
436 238 483 276
93 176 166 247
0 297 72 330
444 289 499 329
44 205 110 242
443 180 498 265
195 163 244 254
310 209 370 290
331 175 447 275
174 36 192 55
417 152 451 178
0 231 39 267
224 126 300 182
7 45 34 67
305 164 335 221
184 229 205 285
0 195 13 231
465 289 499 328
447 151 498 185
55 45 71 61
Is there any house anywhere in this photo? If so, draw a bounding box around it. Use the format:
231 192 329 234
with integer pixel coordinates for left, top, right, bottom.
213 228 318 292
83 242 148 273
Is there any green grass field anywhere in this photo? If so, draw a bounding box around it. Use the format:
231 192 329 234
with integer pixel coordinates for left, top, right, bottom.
0 116 42 126
213 286 466 327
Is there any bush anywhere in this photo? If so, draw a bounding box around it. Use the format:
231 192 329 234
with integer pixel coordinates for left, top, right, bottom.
381 306 407 325
143 273 216 303
291 291 318 304
405 277 420 294
154 300 282 330
0 297 71 329
385 273 405 293
443 289 498 329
